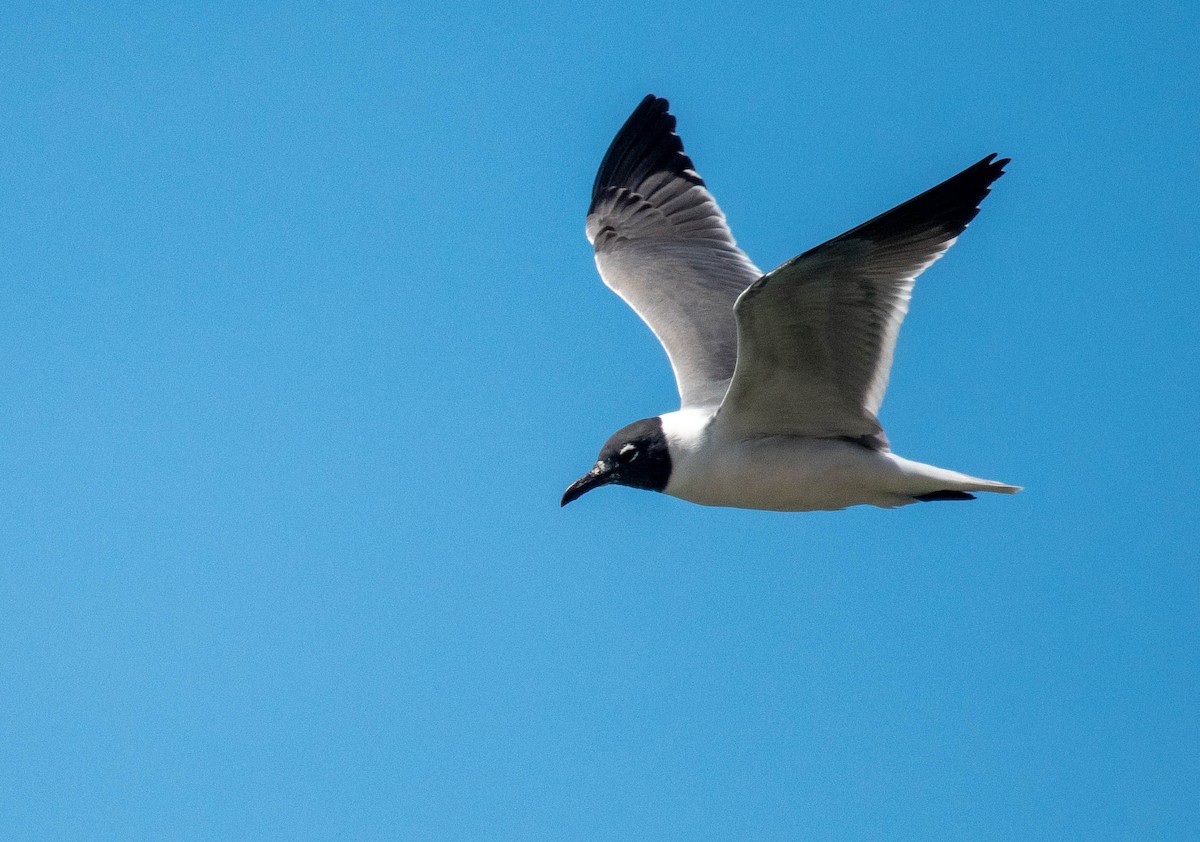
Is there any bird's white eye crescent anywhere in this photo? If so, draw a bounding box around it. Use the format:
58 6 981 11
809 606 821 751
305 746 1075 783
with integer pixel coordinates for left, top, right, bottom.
618 443 639 462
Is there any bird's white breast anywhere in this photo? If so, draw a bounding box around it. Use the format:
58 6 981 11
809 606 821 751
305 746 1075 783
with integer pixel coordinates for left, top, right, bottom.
660 410 916 511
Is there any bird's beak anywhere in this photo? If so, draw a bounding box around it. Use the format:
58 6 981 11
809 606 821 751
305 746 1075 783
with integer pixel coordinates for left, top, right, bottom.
561 462 615 507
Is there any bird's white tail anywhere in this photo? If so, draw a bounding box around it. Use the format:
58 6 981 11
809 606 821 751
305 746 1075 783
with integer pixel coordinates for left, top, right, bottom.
961 478 1022 494
890 455 1022 497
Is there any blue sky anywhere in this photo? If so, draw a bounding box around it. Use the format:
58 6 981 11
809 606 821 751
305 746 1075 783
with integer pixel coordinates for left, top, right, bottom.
0 2 1196 839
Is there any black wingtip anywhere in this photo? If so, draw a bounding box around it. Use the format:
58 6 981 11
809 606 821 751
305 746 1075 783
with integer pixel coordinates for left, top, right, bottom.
817 152 1010 248
981 152 1012 173
967 151 1009 188
589 94 704 214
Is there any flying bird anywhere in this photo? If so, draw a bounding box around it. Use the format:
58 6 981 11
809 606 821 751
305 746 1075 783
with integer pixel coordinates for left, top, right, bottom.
562 95 1020 511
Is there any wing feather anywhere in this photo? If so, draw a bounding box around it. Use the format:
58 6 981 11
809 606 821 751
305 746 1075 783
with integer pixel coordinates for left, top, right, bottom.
587 95 761 408
717 155 1009 444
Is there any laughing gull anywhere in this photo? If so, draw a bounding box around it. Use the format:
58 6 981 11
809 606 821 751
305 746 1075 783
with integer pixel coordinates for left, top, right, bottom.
562 95 1021 511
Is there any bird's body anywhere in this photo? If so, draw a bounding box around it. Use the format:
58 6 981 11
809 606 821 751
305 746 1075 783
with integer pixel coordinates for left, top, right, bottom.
562 95 1020 512
660 408 1016 511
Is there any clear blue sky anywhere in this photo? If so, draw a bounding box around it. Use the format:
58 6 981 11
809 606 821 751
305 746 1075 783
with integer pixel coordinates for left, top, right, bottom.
1 2 1196 839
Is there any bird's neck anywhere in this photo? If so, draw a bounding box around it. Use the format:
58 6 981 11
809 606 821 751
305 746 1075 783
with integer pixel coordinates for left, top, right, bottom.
658 407 719 458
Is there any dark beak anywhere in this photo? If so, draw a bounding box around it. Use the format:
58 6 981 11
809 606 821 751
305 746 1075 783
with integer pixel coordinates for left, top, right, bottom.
560 462 615 507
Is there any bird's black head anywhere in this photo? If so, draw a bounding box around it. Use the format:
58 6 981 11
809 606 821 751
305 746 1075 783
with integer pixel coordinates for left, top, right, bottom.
561 416 672 506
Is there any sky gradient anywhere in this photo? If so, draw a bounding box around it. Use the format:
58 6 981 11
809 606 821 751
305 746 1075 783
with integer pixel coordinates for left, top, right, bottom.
1 2 1197 839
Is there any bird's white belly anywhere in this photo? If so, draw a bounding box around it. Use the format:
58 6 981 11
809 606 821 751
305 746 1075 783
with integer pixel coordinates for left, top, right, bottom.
665 436 914 512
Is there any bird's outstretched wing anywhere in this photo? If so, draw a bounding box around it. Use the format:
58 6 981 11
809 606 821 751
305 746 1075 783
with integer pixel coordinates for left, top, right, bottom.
716 154 1009 446
587 95 762 409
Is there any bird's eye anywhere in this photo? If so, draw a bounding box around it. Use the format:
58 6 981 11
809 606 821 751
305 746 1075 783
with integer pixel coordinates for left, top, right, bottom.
617 443 639 463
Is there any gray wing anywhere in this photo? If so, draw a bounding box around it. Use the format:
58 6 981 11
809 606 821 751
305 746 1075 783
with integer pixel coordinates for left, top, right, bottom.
587 95 762 409
716 154 1009 445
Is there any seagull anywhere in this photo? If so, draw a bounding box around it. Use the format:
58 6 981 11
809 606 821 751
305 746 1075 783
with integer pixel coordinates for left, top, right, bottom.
561 95 1020 511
